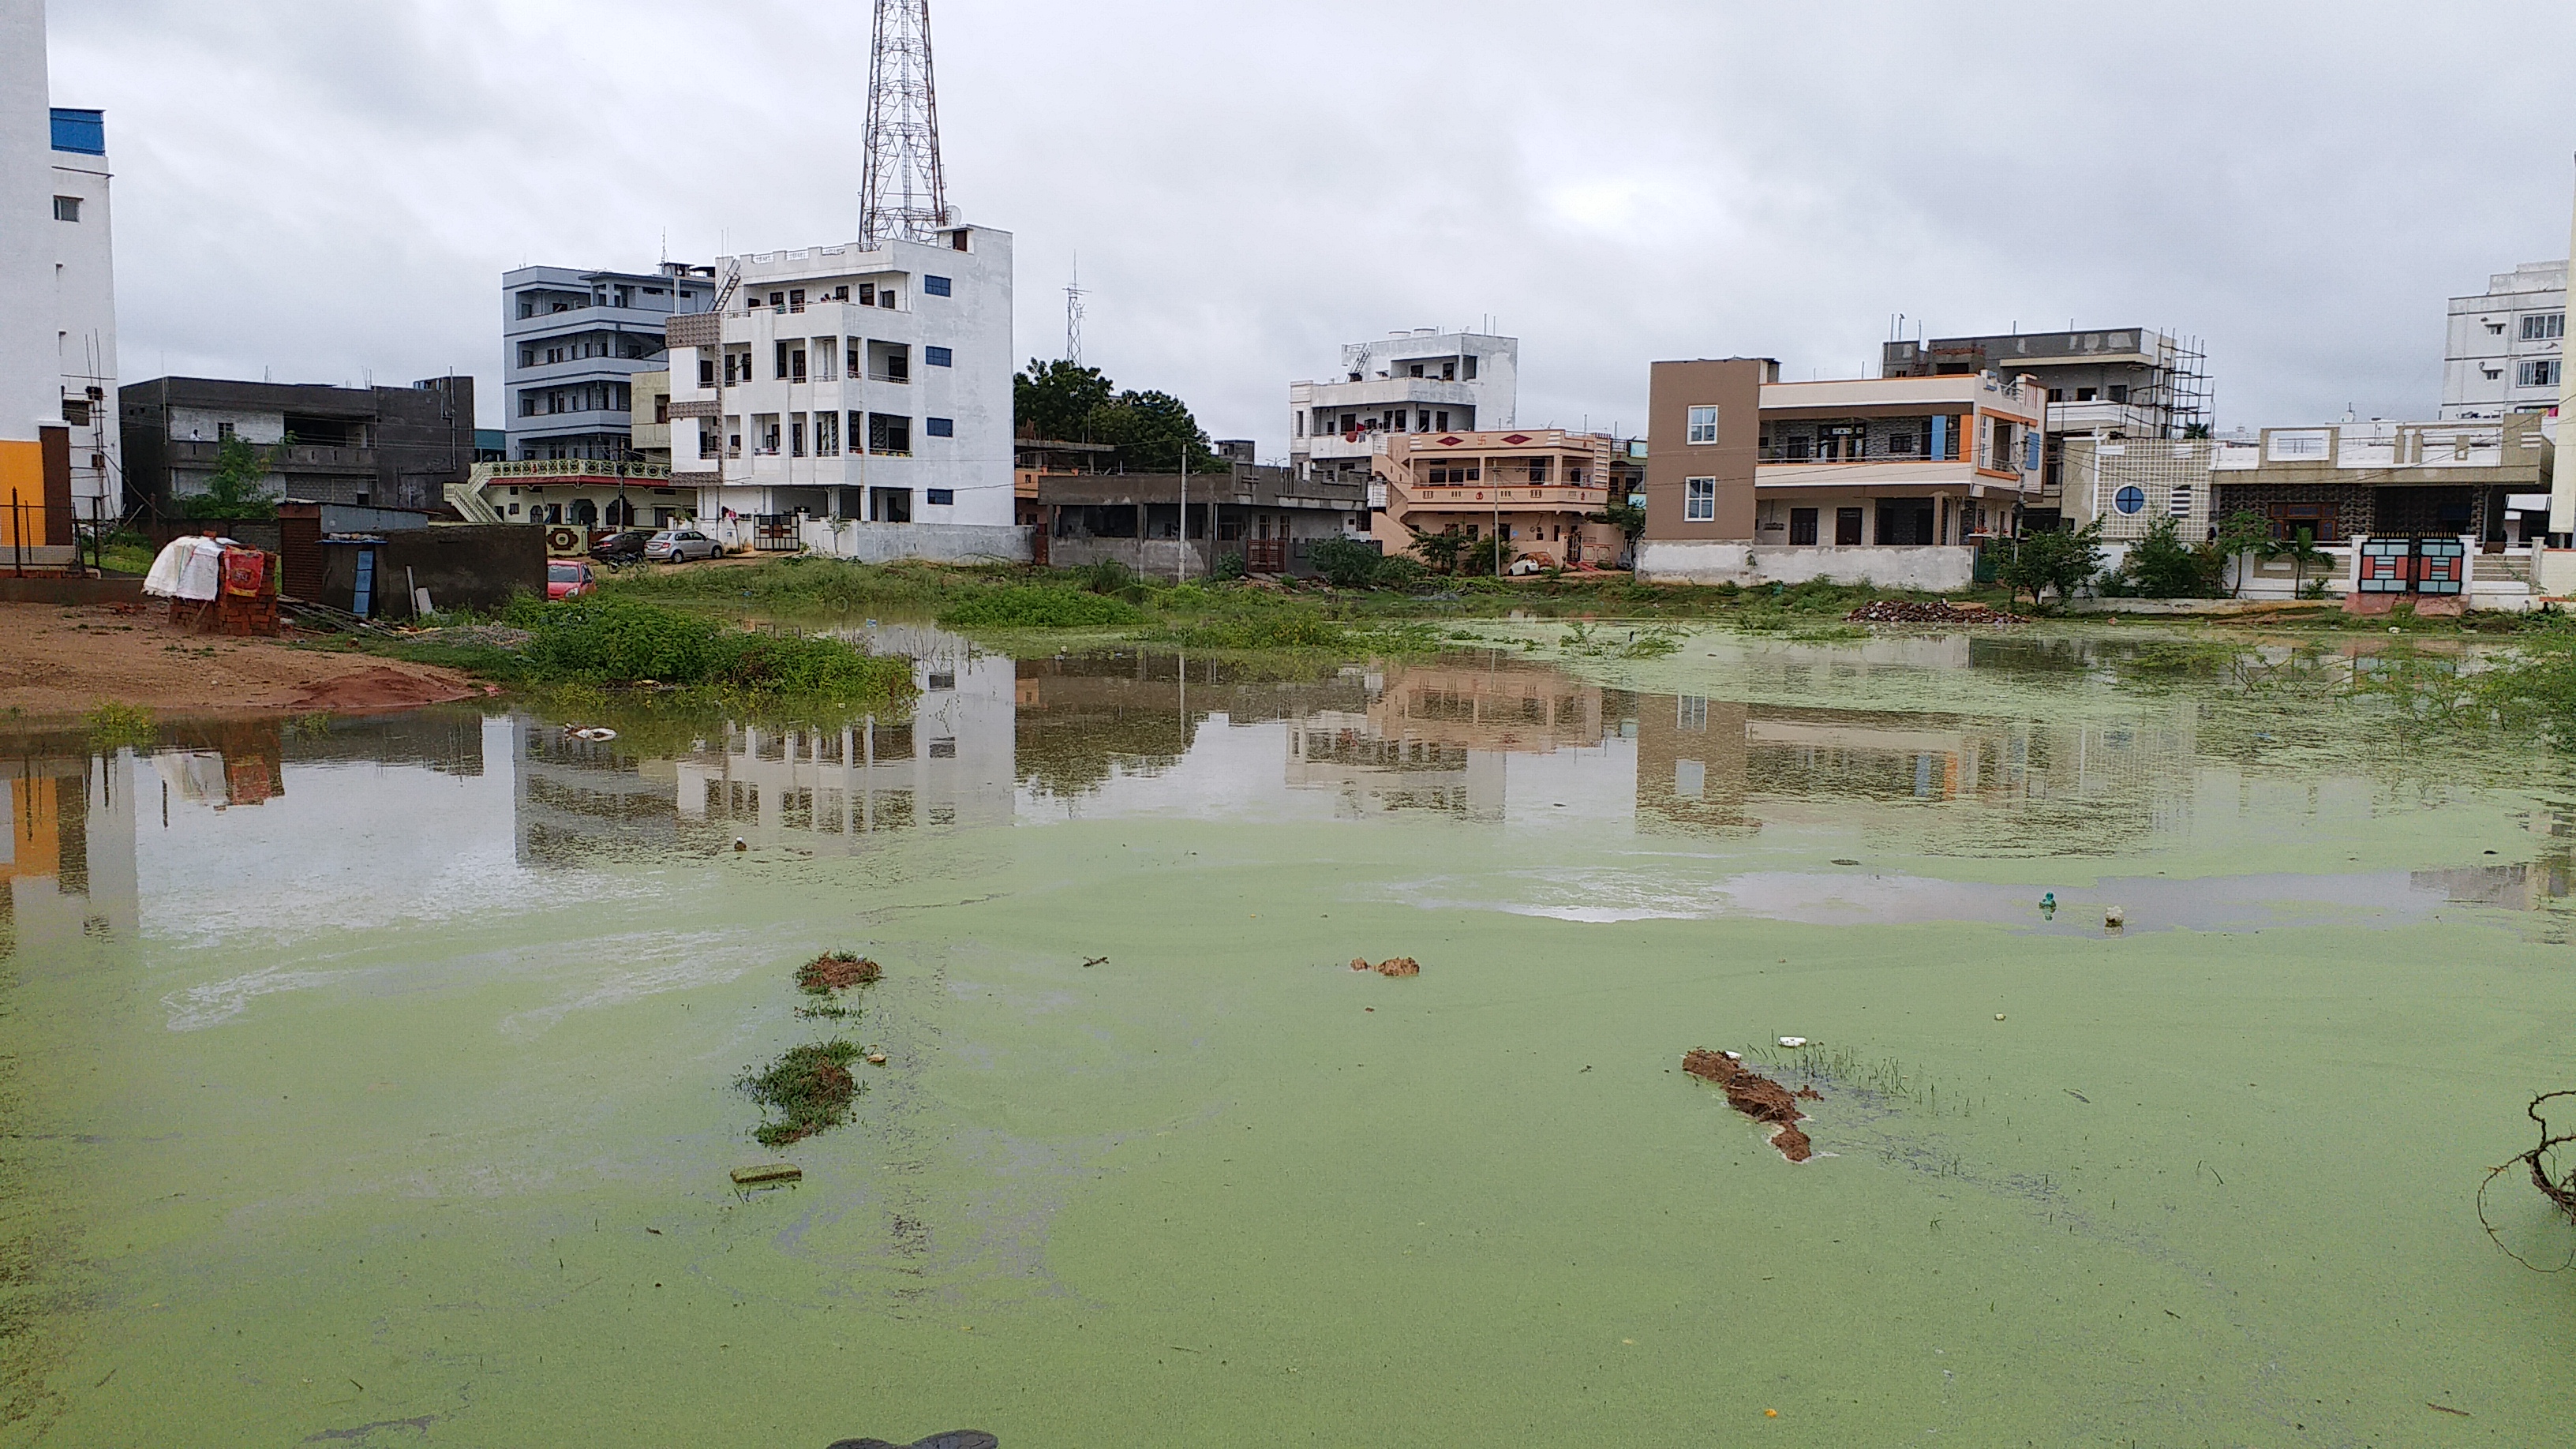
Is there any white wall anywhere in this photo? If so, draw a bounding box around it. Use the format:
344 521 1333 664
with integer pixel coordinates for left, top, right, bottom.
52 142 114 518
168 406 285 444
1636 539 1977 590
797 515 1031 565
1 0 54 455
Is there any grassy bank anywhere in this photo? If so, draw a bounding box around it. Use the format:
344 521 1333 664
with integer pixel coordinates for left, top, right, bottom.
328 594 916 715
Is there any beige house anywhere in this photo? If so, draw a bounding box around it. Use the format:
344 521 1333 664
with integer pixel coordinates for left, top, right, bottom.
1372 428 1623 569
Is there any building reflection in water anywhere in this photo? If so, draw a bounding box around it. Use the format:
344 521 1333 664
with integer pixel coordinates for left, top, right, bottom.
1290 657 1627 822
2 734 139 960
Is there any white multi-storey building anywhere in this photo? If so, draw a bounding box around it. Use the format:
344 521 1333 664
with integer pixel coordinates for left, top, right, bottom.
1289 330 1517 480
663 224 1019 560
2442 259 2565 420
48 105 113 521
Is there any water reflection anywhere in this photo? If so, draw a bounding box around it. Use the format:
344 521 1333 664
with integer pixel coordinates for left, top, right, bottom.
8 627 2574 960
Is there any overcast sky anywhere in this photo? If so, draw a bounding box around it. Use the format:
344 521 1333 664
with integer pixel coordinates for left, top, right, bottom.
45 0 2576 456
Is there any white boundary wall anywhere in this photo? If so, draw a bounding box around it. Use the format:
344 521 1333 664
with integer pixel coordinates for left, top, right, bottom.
796 515 1030 565
1638 540 1975 590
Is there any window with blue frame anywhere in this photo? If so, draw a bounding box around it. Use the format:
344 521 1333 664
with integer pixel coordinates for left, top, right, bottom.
925 346 953 367
927 417 955 437
923 275 953 297
927 489 955 506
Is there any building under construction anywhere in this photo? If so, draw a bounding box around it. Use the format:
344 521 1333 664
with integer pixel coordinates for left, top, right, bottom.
1882 327 2211 528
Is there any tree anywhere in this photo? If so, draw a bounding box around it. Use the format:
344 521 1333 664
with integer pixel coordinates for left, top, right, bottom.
180 434 280 519
2118 516 2228 597
1407 524 1466 575
1996 520 2102 606
2213 509 2271 598
1464 532 1517 578
1014 361 1225 472
1586 500 1646 563
1308 536 1389 589
1013 359 1113 441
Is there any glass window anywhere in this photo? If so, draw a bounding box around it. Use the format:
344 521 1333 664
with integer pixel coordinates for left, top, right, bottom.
925 346 953 367
1684 477 1716 521
927 489 955 505
2518 359 2561 388
51 196 79 222
2520 313 2564 341
1685 406 1719 445
923 275 953 297
926 417 954 437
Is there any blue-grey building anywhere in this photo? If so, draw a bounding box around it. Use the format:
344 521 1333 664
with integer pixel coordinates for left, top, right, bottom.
501 262 713 461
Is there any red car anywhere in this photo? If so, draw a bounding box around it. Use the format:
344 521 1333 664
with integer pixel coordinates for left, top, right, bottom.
546 560 596 601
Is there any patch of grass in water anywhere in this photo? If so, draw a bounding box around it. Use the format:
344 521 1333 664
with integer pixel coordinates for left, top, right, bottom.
938 586 1145 630
740 1040 863 1148
83 702 156 752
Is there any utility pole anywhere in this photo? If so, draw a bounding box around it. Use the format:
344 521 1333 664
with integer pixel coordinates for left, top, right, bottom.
1178 437 1189 586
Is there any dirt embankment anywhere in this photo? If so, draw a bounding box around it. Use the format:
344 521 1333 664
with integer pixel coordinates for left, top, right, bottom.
0 602 482 721
1683 1048 1819 1162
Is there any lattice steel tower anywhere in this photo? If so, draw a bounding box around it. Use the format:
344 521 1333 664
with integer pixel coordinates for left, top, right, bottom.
859 0 952 247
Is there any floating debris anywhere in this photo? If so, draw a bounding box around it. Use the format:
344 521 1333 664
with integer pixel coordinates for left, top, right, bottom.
2104 905 2126 929
1682 1047 1814 1162
1845 599 2027 626
1778 1036 1809 1049
730 1163 803 1186
1374 957 1421 978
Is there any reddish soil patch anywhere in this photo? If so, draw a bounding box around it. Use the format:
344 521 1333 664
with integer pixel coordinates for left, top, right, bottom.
1683 1048 1814 1162
798 952 882 994
0 601 478 721
283 665 477 713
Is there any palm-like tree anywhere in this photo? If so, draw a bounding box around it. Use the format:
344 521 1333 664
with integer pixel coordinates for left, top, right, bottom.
2259 526 2332 597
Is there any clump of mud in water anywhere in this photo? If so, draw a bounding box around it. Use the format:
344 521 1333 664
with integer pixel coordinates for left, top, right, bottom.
742 1040 863 1148
799 951 882 992
1350 957 1420 977
1683 1047 1818 1162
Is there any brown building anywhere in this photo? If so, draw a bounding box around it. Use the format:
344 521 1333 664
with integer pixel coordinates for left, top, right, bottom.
1642 358 1770 545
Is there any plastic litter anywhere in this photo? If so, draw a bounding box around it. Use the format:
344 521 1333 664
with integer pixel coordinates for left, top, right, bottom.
1778 1036 1808 1049
730 1163 803 1186
2104 905 2125 929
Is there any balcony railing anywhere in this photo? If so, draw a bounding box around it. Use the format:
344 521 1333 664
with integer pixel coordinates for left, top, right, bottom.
1758 444 1960 465
485 458 674 481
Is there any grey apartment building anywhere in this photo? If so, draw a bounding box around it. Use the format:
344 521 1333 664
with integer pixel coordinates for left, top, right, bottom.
504 262 714 461
118 376 476 515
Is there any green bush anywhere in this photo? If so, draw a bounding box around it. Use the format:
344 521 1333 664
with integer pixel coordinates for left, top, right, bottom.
937 586 1148 629
502 596 912 703
2116 517 2228 598
1163 607 1349 650
1308 536 1392 589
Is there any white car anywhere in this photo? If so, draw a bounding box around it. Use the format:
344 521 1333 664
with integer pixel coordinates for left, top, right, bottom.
645 529 721 563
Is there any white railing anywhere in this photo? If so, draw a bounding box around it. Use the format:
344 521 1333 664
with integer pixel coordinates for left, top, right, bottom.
484 459 673 481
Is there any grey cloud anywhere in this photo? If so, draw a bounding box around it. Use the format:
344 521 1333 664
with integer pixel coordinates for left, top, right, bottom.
43 0 2576 449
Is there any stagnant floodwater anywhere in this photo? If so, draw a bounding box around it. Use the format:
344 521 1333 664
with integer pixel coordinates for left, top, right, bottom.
5 623 2574 1443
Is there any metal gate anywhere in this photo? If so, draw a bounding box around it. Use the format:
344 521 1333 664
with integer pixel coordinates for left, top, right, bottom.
751 514 801 552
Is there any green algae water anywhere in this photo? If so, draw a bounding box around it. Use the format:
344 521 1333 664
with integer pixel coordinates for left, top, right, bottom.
5 623 2574 1443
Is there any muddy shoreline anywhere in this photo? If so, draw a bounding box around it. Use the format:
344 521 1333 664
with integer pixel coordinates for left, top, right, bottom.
0 602 481 722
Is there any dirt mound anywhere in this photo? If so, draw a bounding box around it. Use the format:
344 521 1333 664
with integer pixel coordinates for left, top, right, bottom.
1683 1047 1814 1161
799 952 882 993
1846 599 2027 626
283 665 477 713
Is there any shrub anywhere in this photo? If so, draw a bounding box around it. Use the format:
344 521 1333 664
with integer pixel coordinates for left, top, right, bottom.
505 596 913 703
1163 607 1349 650
740 1040 863 1148
937 585 1147 629
2117 518 2228 598
1308 536 1392 590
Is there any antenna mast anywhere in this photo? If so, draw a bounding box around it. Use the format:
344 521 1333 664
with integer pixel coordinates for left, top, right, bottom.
859 0 951 246
1065 254 1087 365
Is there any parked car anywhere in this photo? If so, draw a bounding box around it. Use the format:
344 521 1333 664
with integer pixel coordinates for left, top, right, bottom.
645 529 721 563
590 529 653 564
546 560 597 601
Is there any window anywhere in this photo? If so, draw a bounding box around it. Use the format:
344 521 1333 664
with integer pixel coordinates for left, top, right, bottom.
927 489 955 505
775 342 792 379
813 339 838 382
1463 355 1478 380
2046 388 2065 402
654 395 669 424
2521 313 2565 341
2076 387 2098 402
858 283 876 306
2106 384 2129 403
1683 477 1716 521
2169 483 2192 517
1685 406 1719 445
816 413 840 456
1835 507 1863 545
52 196 79 222
1789 507 1818 545
926 417 954 437
790 347 807 383
1435 410 1450 432
1678 695 1708 731
923 275 953 297
2488 321 2508 335
2518 359 2561 388
924 346 953 367
791 417 807 457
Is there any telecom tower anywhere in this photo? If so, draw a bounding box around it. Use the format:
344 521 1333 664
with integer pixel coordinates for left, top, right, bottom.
859 0 951 247
1065 256 1087 365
